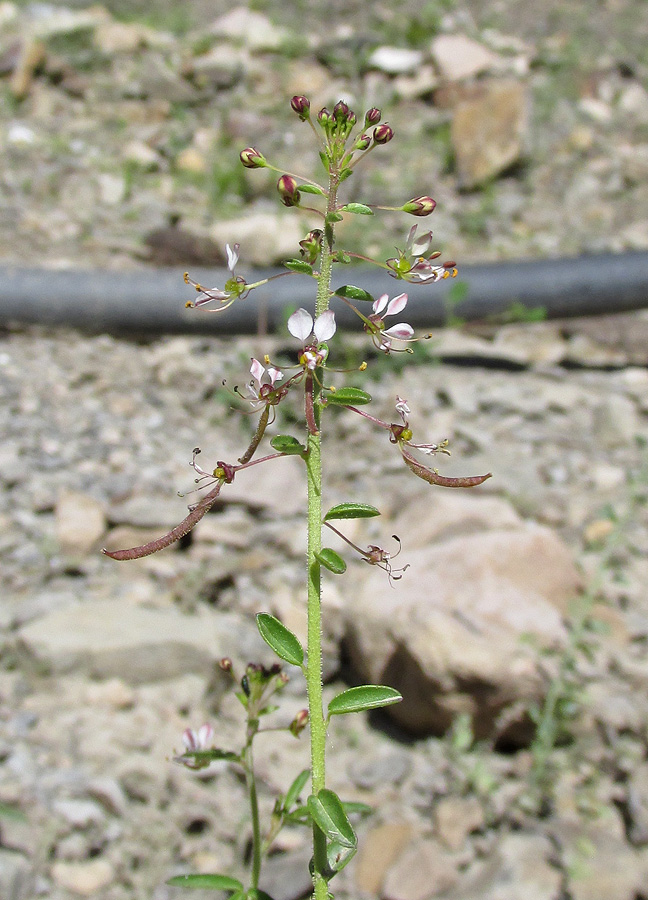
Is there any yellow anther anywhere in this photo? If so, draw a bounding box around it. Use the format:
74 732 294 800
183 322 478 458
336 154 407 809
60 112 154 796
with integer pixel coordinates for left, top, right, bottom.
329 385 337 393
195 283 202 292
185 301 194 308
359 361 367 371
264 354 270 364
183 272 189 283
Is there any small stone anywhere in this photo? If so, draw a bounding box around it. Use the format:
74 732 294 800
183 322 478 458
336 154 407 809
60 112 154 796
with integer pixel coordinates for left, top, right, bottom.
0 848 33 900
97 173 126 205
51 858 114 895
435 796 484 851
209 8 287 52
189 45 247 90
451 79 529 188
431 34 502 81
210 212 304 267
94 21 149 54
55 490 106 554
122 140 160 169
383 838 459 900
175 147 208 174
52 798 105 828
348 750 411 790
7 123 36 145
354 823 415 894
85 678 136 709
583 518 615 546
368 46 424 75
592 395 639 448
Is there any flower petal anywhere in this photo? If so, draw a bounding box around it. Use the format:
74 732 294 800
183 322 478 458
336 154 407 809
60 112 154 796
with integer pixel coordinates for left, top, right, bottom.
313 310 336 342
267 365 283 385
197 723 214 747
385 292 408 316
226 243 240 270
288 308 314 342
372 293 390 315
250 358 265 385
384 323 414 340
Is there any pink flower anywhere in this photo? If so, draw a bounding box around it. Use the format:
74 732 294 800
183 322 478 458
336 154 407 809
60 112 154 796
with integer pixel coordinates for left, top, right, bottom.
386 226 457 285
182 723 215 752
184 243 247 311
287 308 336 369
247 358 283 403
367 292 413 352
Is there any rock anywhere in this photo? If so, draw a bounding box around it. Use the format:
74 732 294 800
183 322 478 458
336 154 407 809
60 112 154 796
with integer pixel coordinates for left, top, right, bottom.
431 34 503 81
583 517 615 546
16 599 256 683
122 140 160 169
445 833 561 900
258 845 313 900
188 45 247 90
382 838 459 900
592 395 639 448
93 21 170 54
9 37 45 99
434 796 484 851
55 490 106 554
353 823 415 894
97 173 126 205
559 826 648 900
209 8 287 52
393 65 439 100
210 212 304 266
451 79 528 188
348 749 411 790
0 848 34 900
51 858 114 895
175 147 208 174
627 764 648 846
52 798 105 828
368 46 424 75
344 519 582 739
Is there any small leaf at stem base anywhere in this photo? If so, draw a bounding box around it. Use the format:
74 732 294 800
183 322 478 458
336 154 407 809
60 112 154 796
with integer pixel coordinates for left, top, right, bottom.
307 789 357 848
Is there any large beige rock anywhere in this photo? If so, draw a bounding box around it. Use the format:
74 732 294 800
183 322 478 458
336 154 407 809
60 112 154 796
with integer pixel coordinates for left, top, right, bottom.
344 495 583 739
55 490 107 554
451 79 529 188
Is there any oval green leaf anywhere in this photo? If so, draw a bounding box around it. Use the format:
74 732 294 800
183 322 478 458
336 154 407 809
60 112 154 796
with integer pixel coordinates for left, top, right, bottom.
174 748 241 769
298 184 325 196
270 435 306 455
283 260 314 275
167 874 244 891
307 789 357 848
284 768 310 812
339 203 373 216
334 285 375 303
324 502 381 522
326 841 357 876
326 387 372 406
325 212 344 224
314 548 347 575
328 685 402 717
256 613 304 667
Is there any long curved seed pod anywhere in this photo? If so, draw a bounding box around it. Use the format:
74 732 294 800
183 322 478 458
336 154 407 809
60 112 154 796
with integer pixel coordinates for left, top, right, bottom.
238 404 270 464
102 479 225 560
400 446 491 488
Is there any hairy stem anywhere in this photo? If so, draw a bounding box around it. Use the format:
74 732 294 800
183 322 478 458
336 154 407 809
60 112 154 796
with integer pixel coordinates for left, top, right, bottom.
244 729 262 890
306 169 339 900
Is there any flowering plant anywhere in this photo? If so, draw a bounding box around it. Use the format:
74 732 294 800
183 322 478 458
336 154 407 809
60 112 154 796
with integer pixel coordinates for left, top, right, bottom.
104 96 490 900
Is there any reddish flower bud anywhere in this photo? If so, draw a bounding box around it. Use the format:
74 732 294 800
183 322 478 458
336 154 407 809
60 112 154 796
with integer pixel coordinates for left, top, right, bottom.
240 147 266 169
365 107 381 127
290 95 310 121
402 196 437 217
219 657 232 671
353 132 371 151
289 709 309 737
277 174 301 207
317 107 331 127
333 100 349 121
373 123 394 144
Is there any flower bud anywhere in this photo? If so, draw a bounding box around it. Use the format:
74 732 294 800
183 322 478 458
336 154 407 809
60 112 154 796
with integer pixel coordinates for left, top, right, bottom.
240 147 266 169
277 174 301 207
289 709 309 737
333 100 349 122
219 657 232 671
353 132 371 151
299 228 323 263
373 123 394 144
364 107 381 127
402 196 437 217
317 107 331 128
290 95 310 121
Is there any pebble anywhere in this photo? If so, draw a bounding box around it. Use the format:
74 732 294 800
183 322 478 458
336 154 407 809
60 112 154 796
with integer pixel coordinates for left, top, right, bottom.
51 858 114 895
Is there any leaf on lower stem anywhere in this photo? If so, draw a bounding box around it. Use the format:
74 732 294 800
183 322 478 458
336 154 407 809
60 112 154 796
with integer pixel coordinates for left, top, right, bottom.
314 548 347 574
284 768 310 812
325 387 372 406
256 613 304 667
327 685 402 717
166 874 244 891
270 435 307 455
307 789 357 849
323 502 380 521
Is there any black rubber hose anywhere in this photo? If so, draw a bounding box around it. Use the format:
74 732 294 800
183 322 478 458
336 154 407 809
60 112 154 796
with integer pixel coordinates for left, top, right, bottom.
1 252 647 336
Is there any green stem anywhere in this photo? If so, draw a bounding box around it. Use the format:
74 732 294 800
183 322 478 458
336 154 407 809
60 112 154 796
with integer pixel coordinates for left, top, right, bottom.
306 170 339 900
244 731 262 891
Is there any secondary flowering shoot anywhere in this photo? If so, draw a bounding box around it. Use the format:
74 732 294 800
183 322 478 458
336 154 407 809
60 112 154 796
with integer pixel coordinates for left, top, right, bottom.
184 243 248 311
325 520 410 586
387 226 458 284
288 308 336 370
366 292 415 353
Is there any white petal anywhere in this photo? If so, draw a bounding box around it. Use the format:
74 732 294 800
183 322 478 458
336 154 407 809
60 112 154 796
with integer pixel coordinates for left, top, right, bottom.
182 728 198 751
250 358 265 384
384 323 414 340
313 310 336 342
410 230 434 258
395 396 410 420
197 723 214 748
288 308 314 342
267 366 283 385
372 293 390 315
226 243 239 270
385 293 408 316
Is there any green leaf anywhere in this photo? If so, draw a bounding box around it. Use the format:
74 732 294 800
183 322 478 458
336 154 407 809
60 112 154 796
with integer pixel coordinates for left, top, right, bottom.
324 502 380 522
339 203 373 216
328 685 402 717
334 284 375 303
326 841 357 876
326 387 372 406
342 801 373 817
284 805 311 825
298 184 325 195
175 748 241 769
325 212 344 224
256 613 304 667
248 891 277 900
284 769 310 811
308 789 357 848
270 435 306 455
167 873 244 891
314 548 347 575
283 259 314 275
0 803 26 822
339 167 353 182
